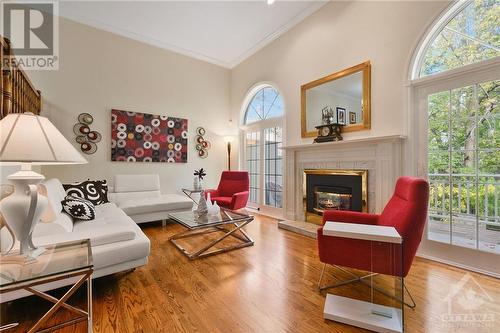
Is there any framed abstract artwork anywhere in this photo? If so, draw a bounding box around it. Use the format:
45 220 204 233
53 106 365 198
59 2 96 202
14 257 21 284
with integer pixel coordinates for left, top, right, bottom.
111 109 188 163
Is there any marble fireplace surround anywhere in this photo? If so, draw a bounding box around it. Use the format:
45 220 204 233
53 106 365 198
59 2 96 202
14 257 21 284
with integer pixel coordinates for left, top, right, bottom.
282 135 406 223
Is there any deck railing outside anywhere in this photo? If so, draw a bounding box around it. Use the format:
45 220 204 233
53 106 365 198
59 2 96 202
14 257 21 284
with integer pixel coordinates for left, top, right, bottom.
428 173 499 253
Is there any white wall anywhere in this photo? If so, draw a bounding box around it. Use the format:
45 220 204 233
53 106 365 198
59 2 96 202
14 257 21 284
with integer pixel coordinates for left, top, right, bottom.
27 18 232 192
230 0 449 148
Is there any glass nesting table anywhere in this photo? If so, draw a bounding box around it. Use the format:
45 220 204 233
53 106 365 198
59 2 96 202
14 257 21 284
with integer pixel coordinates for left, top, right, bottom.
169 209 254 260
0 239 93 333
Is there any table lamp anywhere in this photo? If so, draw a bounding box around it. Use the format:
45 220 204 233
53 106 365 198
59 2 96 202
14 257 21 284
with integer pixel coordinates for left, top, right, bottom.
0 112 87 258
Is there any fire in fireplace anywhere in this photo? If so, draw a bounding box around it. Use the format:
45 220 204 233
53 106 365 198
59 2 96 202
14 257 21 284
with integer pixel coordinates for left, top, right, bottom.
303 169 367 224
314 186 352 213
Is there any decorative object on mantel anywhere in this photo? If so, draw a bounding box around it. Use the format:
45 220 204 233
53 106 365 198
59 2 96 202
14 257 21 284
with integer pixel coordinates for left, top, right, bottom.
73 113 101 155
349 111 357 124
111 109 188 163
321 106 335 124
336 107 346 125
314 123 344 143
193 168 206 190
195 127 210 159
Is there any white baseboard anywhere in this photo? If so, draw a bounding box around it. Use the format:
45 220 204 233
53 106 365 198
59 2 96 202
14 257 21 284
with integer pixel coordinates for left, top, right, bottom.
416 253 500 279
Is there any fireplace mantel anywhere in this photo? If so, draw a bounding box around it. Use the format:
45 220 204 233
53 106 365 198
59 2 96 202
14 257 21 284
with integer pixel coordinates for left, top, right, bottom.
282 135 406 221
281 135 406 151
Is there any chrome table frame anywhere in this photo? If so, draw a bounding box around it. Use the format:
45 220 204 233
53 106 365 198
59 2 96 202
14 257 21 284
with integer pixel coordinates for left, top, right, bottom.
181 188 204 205
169 212 254 260
0 243 93 333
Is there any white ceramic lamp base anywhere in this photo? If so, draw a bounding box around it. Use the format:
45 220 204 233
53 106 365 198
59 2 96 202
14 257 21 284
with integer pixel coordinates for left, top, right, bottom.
0 166 48 258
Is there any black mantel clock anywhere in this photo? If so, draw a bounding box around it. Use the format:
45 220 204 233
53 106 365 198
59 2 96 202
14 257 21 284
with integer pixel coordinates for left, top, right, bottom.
314 123 344 143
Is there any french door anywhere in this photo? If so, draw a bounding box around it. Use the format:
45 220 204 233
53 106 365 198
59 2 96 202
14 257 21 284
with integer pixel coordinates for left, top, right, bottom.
415 63 499 274
426 80 499 253
243 118 283 215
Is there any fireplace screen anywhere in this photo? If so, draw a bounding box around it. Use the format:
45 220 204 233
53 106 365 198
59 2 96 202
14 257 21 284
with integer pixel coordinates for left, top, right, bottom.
314 186 352 213
304 169 367 224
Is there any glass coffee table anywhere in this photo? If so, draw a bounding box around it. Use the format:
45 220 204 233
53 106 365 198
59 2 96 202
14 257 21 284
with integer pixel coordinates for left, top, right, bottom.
169 209 254 260
0 239 93 333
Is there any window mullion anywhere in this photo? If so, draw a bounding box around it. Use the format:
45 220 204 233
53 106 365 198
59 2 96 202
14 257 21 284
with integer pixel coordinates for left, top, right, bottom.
260 127 265 207
474 84 479 250
448 89 453 245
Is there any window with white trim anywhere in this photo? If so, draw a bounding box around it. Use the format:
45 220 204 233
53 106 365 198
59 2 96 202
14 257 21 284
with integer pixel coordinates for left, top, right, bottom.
242 85 284 211
418 0 499 78
412 0 499 255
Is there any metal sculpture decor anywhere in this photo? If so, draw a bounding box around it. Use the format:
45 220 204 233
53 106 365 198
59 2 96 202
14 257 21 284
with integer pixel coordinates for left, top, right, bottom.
73 113 101 154
111 109 188 163
195 127 210 159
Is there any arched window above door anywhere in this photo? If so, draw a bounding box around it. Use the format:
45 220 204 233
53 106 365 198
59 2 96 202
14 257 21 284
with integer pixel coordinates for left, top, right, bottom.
412 0 499 79
244 85 284 125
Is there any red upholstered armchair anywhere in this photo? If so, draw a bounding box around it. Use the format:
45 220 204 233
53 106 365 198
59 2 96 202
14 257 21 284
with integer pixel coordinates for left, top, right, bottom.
317 176 429 308
206 171 249 210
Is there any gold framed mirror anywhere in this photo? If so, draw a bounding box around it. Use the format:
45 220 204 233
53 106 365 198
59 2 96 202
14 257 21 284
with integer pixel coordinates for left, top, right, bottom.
301 61 371 137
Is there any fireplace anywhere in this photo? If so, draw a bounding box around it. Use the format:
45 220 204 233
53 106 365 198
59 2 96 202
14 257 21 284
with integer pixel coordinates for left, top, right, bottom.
303 169 367 224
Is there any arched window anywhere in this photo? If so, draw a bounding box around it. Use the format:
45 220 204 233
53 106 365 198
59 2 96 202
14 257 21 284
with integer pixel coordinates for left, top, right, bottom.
242 84 284 212
411 0 499 260
244 86 284 124
413 0 499 79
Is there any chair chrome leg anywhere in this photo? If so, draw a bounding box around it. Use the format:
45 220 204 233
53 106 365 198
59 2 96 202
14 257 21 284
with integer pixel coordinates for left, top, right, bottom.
317 263 326 289
403 283 416 309
318 264 417 309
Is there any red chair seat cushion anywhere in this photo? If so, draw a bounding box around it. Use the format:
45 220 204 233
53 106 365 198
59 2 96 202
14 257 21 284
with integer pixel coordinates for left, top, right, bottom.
211 196 232 208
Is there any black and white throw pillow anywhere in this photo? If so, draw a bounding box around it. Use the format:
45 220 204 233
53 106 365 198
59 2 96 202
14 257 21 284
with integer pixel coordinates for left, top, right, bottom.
63 180 109 205
61 195 96 220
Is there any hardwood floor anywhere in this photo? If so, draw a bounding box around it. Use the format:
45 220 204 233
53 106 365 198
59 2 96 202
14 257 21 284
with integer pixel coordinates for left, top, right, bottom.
2 214 499 332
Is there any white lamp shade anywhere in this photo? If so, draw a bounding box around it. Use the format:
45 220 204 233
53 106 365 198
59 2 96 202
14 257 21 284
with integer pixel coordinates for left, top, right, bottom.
0 113 87 165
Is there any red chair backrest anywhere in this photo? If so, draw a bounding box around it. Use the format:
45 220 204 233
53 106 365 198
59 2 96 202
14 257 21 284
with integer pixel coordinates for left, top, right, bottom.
217 171 249 197
378 177 429 276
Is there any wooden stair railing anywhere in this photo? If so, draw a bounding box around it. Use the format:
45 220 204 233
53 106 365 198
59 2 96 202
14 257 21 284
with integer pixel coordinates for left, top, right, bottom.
1 37 42 119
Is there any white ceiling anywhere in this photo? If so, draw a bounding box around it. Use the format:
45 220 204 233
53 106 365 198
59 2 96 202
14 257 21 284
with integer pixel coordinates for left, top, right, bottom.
58 1 328 68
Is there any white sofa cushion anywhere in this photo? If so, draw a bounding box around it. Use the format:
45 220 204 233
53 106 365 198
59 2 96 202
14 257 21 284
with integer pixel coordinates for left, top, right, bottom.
41 178 67 222
107 190 161 206
119 194 192 216
34 212 73 237
114 174 160 193
34 226 136 247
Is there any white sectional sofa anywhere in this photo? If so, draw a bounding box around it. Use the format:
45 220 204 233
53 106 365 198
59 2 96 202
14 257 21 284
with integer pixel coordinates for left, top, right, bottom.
1 178 151 302
108 174 193 224
1 174 193 302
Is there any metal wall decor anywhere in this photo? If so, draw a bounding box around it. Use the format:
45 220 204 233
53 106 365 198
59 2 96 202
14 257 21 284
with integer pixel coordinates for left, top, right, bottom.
195 127 210 159
73 113 101 154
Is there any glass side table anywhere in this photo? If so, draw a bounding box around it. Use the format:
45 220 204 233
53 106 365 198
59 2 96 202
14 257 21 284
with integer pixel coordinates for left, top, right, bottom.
181 188 205 205
0 239 93 333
